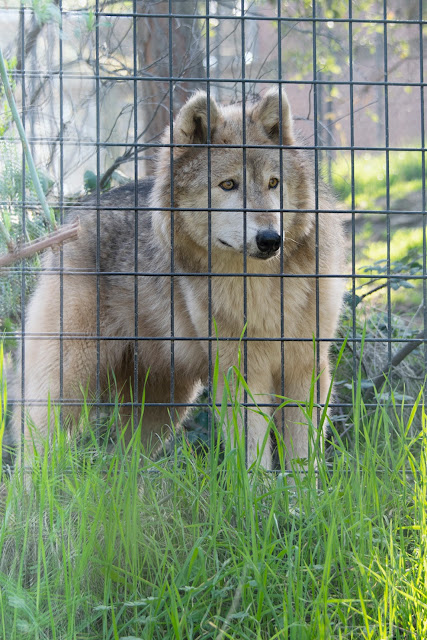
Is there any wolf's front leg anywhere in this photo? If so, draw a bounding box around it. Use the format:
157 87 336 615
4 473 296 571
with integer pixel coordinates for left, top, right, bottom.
215 365 275 469
245 393 275 468
275 359 331 472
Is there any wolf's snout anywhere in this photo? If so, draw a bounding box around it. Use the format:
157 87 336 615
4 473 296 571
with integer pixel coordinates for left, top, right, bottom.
256 230 281 256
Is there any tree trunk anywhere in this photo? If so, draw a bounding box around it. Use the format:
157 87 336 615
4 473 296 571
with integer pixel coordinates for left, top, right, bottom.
137 0 205 172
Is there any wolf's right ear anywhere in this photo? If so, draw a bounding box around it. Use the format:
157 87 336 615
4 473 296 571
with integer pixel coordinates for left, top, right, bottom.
252 88 294 146
172 91 220 145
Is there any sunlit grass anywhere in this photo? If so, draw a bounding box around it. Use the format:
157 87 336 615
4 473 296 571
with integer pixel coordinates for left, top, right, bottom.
357 226 424 309
332 150 425 312
1 345 427 639
360 226 423 264
332 149 424 211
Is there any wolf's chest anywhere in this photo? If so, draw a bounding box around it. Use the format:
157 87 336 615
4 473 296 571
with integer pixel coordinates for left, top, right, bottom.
211 275 293 338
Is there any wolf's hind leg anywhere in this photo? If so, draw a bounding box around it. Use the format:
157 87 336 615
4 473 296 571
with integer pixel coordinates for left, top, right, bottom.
12 334 104 461
11 273 114 462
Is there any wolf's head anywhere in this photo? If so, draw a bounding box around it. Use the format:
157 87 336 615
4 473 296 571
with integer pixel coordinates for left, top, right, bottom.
151 89 314 266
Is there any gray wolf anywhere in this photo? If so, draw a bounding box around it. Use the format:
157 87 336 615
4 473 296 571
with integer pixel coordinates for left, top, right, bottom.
11 88 345 470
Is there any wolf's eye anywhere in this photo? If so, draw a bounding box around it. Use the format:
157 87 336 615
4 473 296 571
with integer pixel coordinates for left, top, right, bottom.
269 177 279 189
219 179 237 191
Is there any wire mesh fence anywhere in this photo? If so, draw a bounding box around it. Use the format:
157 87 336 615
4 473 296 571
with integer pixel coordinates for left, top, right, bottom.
0 0 426 470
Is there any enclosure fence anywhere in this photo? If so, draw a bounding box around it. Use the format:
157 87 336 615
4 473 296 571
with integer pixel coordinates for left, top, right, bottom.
0 0 426 466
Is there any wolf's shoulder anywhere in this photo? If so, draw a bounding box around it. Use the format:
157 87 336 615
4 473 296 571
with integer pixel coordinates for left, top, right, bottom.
48 178 155 271
102 177 155 205
66 177 154 223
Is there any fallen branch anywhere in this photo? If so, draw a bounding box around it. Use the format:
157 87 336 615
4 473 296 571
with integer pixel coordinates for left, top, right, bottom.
371 330 425 389
0 219 80 269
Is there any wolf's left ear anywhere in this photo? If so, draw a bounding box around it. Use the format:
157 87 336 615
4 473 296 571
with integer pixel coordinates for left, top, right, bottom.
252 88 294 146
173 91 220 145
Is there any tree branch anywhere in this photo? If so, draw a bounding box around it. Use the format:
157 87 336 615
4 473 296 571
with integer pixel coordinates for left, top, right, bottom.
371 330 425 389
359 282 388 302
0 220 80 269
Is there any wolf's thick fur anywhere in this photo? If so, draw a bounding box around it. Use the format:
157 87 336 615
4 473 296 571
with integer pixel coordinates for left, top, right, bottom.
11 89 345 469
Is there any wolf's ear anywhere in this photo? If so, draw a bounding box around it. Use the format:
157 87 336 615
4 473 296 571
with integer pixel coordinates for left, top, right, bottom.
252 88 294 145
173 91 220 145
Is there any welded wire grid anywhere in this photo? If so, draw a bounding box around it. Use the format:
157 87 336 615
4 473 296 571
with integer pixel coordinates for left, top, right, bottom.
0 1 426 463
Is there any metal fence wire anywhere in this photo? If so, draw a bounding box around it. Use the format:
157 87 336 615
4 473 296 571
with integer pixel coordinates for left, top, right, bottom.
0 0 426 468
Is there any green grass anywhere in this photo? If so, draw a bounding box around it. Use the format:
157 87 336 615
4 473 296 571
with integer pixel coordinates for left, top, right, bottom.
1 348 427 639
332 149 424 211
355 226 424 311
331 150 425 314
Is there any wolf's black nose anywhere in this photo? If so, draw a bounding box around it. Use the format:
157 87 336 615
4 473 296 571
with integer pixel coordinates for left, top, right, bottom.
256 230 281 255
